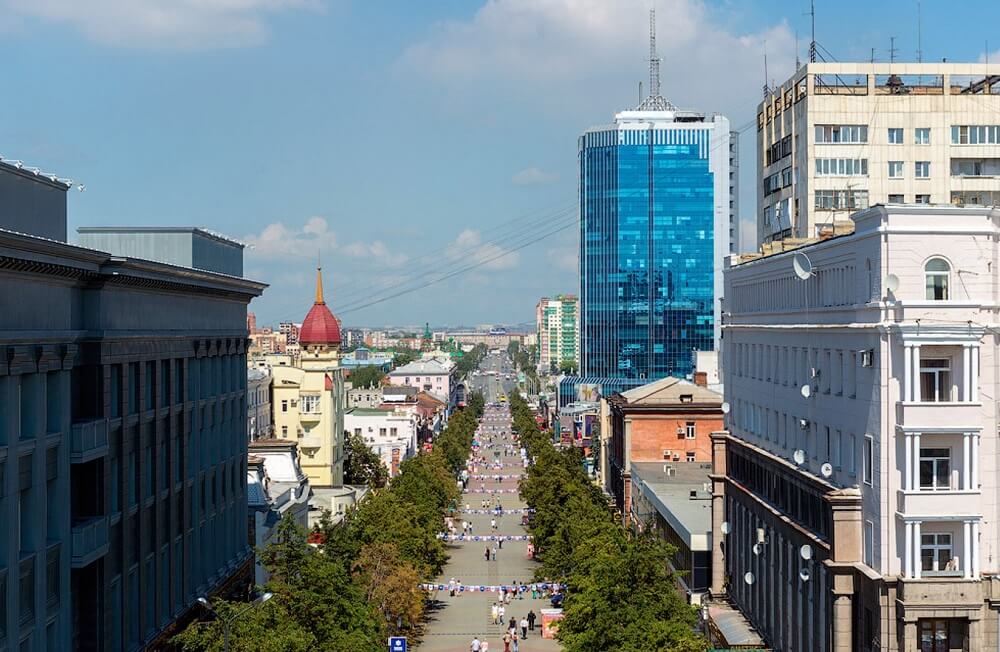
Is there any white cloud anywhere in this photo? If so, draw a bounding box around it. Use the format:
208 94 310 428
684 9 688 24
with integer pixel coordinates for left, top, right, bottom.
401 0 795 120
979 48 1000 64
512 166 559 185
0 0 320 50
244 216 407 268
449 228 520 271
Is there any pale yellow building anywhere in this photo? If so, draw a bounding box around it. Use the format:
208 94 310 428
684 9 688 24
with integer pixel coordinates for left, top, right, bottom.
272 268 346 486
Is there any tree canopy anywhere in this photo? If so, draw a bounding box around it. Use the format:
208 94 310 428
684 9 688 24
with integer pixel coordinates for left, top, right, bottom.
348 365 386 389
344 432 389 488
509 392 708 652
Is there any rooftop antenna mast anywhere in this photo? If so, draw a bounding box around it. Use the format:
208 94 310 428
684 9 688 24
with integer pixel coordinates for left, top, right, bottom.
795 29 801 70
808 0 816 63
889 36 898 64
637 8 674 111
763 43 770 99
916 0 923 62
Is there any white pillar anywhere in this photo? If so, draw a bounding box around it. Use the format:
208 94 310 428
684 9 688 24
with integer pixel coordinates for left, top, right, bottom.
963 345 972 402
905 520 914 578
973 521 981 579
913 520 922 579
913 345 922 402
904 344 913 402
964 521 973 579
972 345 980 402
912 433 921 491
972 433 980 489
964 433 972 491
905 432 914 491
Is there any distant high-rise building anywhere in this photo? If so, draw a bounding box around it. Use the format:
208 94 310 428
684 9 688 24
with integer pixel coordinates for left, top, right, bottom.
757 62 1000 247
535 295 579 373
579 10 732 382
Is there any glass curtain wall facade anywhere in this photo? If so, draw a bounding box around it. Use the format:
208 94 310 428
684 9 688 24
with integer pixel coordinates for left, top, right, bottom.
580 121 720 381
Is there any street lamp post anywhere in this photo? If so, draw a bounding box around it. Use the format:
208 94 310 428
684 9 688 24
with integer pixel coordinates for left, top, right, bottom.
197 592 273 652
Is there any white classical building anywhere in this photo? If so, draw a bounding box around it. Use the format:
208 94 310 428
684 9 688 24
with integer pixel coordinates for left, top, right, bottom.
344 407 418 477
714 204 1000 651
757 62 1000 246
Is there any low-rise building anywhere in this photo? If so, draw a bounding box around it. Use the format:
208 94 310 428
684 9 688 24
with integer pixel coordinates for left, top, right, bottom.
715 204 1000 652
347 384 384 409
340 346 392 372
246 439 309 584
344 407 418 477
388 358 458 408
630 461 713 604
600 377 722 522
247 367 273 441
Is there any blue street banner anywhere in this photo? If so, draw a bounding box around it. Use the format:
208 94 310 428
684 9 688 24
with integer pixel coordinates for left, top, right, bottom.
388 636 407 652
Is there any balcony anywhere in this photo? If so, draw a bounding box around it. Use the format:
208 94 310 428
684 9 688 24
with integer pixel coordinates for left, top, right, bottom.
71 516 109 568
299 410 321 423
897 490 981 519
299 436 323 451
70 418 109 463
896 402 982 430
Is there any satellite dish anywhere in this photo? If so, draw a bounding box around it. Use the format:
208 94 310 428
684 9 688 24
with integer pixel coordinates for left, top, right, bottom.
793 449 806 465
885 273 900 294
743 571 755 585
800 544 813 560
821 462 834 478
721 402 731 414
720 521 731 535
752 543 763 556
793 252 814 280
800 384 812 398
799 567 811 582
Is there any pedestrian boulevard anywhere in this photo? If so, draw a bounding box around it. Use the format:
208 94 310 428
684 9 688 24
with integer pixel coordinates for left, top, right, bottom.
419 404 562 652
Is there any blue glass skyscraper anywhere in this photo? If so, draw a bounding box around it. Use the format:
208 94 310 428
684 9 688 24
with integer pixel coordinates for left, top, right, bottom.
578 12 733 382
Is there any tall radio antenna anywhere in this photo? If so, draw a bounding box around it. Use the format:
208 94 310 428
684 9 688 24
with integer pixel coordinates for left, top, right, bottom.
808 0 817 63
637 9 675 111
916 0 923 62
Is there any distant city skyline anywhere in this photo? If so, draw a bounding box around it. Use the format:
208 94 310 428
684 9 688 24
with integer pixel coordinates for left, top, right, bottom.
1 0 997 323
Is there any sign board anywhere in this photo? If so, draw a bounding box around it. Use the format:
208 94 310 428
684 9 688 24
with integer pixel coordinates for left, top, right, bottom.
388 637 407 652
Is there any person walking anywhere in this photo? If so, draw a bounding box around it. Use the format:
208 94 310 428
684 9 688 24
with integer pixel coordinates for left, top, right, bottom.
470 636 481 652
481 641 488 652
485 546 490 563
501 632 511 652
490 602 498 625
491 545 498 561
449 577 456 597
511 632 519 652
527 610 536 632
498 603 505 625
520 616 528 638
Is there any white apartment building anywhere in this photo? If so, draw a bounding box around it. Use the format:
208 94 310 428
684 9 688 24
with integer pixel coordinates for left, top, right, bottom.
344 407 418 477
757 63 1000 247
714 205 1000 651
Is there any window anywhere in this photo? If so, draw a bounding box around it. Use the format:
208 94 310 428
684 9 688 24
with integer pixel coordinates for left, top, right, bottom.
919 359 952 402
864 520 875 566
281 400 288 413
863 435 874 485
915 161 930 178
888 128 903 144
915 194 931 204
888 161 904 178
815 158 868 176
685 422 696 440
920 533 953 573
925 258 950 300
814 189 869 210
281 425 288 436
353 428 361 436
888 194 904 203
919 448 951 490
915 127 930 144
685 452 696 462
300 395 320 413
952 125 1000 145
814 124 868 143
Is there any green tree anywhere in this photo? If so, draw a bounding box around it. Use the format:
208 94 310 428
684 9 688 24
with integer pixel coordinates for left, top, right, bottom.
391 349 419 368
349 365 385 389
344 432 389 488
559 358 579 375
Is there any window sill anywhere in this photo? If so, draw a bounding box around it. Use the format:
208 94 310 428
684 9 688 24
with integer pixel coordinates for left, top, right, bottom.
901 489 978 496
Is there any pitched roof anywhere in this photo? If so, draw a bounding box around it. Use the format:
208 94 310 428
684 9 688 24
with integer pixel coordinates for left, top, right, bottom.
390 358 450 375
613 376 721 407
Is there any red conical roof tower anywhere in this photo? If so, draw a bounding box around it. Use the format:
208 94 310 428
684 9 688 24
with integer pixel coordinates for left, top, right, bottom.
299 267 341 346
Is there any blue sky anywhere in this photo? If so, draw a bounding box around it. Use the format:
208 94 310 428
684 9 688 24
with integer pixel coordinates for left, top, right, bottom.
1 0 996 327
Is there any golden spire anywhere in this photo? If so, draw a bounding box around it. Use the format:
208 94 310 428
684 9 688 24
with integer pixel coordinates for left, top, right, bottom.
315 266 325 304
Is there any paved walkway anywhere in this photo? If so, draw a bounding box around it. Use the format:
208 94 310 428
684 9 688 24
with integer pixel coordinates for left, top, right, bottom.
419 404 562 652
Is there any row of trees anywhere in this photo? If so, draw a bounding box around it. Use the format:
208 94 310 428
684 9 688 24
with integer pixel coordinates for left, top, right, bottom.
175 393 485 651
509 392 708 652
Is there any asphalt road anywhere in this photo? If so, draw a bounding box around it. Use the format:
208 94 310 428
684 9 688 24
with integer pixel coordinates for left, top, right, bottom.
466 351 518 405
418 401 562 652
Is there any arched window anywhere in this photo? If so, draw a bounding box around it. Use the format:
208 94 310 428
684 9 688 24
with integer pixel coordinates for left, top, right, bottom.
925 258 950 300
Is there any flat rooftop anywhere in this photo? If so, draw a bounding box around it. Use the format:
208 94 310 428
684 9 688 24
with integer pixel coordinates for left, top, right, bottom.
631 461 713 550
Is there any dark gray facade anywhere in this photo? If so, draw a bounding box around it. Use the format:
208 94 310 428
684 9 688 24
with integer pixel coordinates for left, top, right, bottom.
0 166 265 651
0 161 69 241
77 227 245 277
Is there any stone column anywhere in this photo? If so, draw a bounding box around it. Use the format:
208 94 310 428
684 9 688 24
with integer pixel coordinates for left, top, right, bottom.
831 573 856 652
828 487 863 650
903 620 918 652
709 431 729 595
904 343 913 402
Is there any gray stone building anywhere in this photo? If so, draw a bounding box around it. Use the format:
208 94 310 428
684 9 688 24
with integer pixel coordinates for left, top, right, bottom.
0 160 266 650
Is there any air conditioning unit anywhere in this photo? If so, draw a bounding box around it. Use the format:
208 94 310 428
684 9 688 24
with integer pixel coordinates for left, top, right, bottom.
665 466 676 476
677 427 685 436
860 349 875 367
662 449 672 459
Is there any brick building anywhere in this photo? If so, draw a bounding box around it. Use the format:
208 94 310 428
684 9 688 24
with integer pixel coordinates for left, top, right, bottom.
599 376 723 522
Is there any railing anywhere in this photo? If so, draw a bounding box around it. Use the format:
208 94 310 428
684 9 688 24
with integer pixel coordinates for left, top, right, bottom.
71 516 109 568
70 419 109 463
